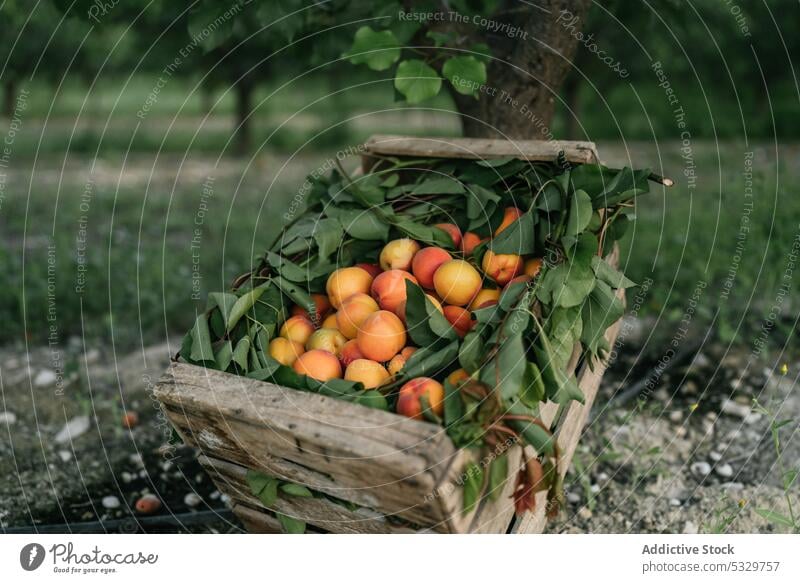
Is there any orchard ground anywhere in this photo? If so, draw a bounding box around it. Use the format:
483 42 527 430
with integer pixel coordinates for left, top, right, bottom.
1 90 798 531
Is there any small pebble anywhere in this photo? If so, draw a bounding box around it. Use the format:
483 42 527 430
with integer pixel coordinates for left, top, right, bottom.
590 484 600 494
669 498 682 507
715 463 734 479
34 369 58 387
682 520 698 534
120 471 134 484
691 461 711 477
567 492 581 504
129 453 144 467
195 474 204 484
709 451 722 462
101 495 121 510
184 493 202 508
138 469 148 478
220 493 231 505
721 399 751 419
57 450 71 463
0 412 17 425
578 507 593 520
209 490 221 500
669 410 683 423
597 472 609 482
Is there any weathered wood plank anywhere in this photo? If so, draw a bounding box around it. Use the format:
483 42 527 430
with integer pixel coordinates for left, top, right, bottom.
468 444 523 534
154 363 461 530
231 504 284 534
362 135 598 165
199 454 417 534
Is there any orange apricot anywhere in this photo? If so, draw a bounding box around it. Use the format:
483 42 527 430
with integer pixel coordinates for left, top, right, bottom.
461 231 485 256
305 328 347 356
326 266 374 309
433 259 482 306
371 270 418 313
336 293 379 339
446 368 470 387
442 305 474 337
494 206 523 236
290 293 331 325
339 339 365 367
379 238 420 271
481 250 524 286
469 288 501 310
279 315 315 345
524 257 543 279
411 246 451 289
344 359 390 389
293 349 342 382
434 223 462 249
321 313 339 329
268 337 305 366
356 310 406 362
355 262 382 278
397 377 444 419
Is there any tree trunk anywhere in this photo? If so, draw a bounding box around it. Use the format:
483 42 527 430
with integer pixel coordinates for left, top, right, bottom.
4 80 17 118
447 0 592 139
562 69 582 140
234 79 254 155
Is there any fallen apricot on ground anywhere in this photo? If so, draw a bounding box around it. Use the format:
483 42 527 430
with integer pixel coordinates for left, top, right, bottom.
371 269 418 313
344 359 390 389
326 266 374 309
482 250 523 285
411 246 451 289
121 411 139 429
293 349 342 381
443 305 474 337
397 377 444 419
433 259 482 306
356 310 406 362
524 257 543 279
495 206 523 236
461 231 485 255
379 238 420 271
269 337 305 366
339 339 365 367
135 494 162 515
434 223 462 248
336 293 379 339
279 315 315 345
305 328 347 356
470 288 501 310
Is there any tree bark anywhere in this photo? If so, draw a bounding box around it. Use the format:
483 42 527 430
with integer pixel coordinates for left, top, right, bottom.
562 67 582 139
445 0 592 139
4 80 17 118
234 78 254 155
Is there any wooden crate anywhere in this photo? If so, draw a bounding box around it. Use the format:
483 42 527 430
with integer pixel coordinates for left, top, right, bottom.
154 137 624 534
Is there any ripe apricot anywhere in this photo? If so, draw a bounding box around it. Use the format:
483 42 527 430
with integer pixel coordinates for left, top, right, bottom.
443 305 474 337
339 339 365 367
461 231 485 256
446 368 470 387
387 353 407 376
336 293 379 339
524 257 543 279
411 246 451 289
434 223 462 248
397 377 444 419
400 346 417 360
482 250 524 286
494 206 523 236
379 238 420 271
321 313 339 329
371 270 418 313
290 293 331 325
469 288 501 310
356 310 406 362
433 259 482 306
344 359 390 389
326 266 374 309
293 349 342 382
279 315 315 345
269 337 305 366
355 262 382 278
305 328 347 356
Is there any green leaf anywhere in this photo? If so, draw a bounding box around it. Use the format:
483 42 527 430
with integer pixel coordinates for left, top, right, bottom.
520 362 546 408
207 292 238 329
566 189 593 237
409 176 465 195
246 471 279 508
327 207 389 241
534 343 584 406
592 255 636 289
443 377 465 426
189 314 214 362
442 56 487 96
490 210 536 254
352 390 389 411
227 284 268 332
280 483 313 498
346 26 401 71
479 334 527 402
394 59 442 104
458 331 484 373
401 340 459 379
392 219 454 248
462 462 484 514
232 336 251 371
537 263 595 308
312 218 344 260
277 513 307 534
754 508 795 528
487 454 509 501
581 281 624 357
214 340 233 371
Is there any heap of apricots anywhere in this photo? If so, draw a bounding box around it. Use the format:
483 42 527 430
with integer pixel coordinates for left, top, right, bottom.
267 208 543 421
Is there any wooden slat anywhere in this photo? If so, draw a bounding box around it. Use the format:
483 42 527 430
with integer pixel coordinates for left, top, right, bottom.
154 362 463 531
199 454 417 534
231 504 284 533
362 135 598 165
